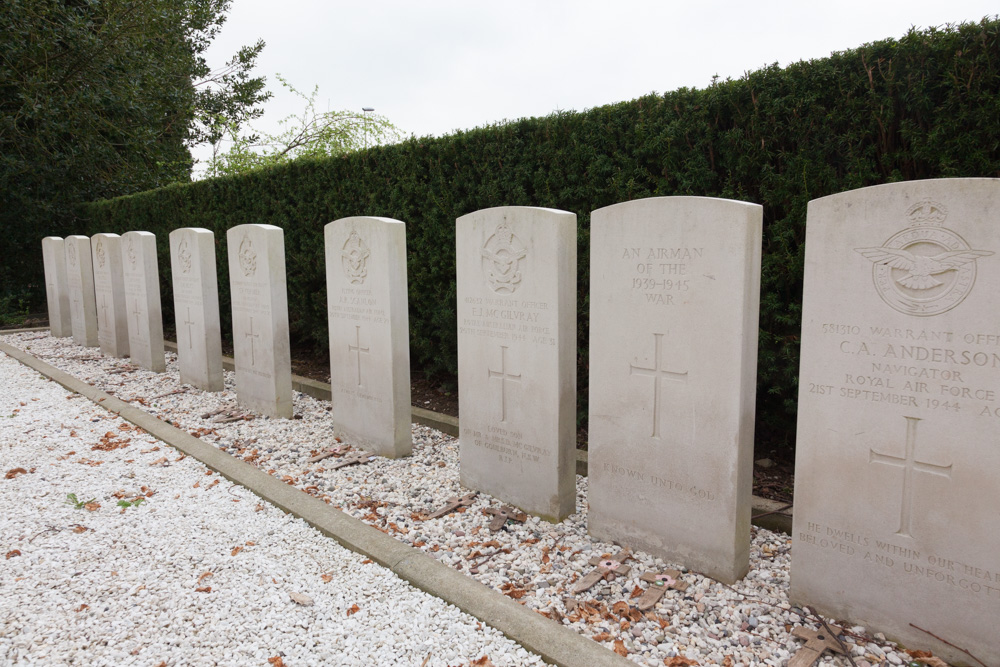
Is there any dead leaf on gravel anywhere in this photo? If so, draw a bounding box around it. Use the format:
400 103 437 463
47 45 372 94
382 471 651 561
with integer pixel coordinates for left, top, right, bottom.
289 592 314 606
613 639 628 656
195 586 212 593
72 525 88 533
230 546 242 556
148 456 167 466
5 468 28 479
198 572 213 583
722 657 734 667
346 603 360 616
6 550 21 559
612 600 630 617
470 657 494 667
630 585 643 598
592 632 612 642
664 657 699 666
84 502 100 511
74 604 88 612
321 574 333 583
267 658 284 667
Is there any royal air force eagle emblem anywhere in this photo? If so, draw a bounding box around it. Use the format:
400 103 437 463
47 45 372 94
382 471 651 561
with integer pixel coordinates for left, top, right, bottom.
854 199 994 316
481 220 526 294
67 242 77 266
238 234 257 278
177 238 193 275
341 229 370 285
95 238 106 268
126 236 137 268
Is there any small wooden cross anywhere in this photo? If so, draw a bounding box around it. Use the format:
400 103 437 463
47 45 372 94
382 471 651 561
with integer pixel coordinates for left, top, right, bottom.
307 445 347 463
635 570 688 611
483 505 527 532
327 450 376 470
427 493 477 520
788 624 845 667
572 549 631 594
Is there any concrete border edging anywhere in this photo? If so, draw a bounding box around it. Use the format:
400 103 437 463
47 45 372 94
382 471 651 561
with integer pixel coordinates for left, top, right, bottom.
0 340 632 667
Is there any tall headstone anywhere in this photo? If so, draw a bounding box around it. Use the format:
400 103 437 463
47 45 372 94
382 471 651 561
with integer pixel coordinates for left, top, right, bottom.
64 235 99 347
120 231 166 372
227 224 292 418
456 206 577 521
325 217 411 457
588 197 762 584
90 233 129 358
792 179 1000 665
170 228 223 391
41 237 72 337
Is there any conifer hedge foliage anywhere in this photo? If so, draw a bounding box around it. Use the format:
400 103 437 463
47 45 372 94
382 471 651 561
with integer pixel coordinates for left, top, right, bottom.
80 19 1000 454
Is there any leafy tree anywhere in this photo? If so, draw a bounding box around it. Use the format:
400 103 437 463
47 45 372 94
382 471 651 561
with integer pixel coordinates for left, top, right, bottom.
0 0 269 315
204 75 402 178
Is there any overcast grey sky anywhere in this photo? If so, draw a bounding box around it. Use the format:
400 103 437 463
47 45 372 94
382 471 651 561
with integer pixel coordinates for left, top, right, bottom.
193 1 998 174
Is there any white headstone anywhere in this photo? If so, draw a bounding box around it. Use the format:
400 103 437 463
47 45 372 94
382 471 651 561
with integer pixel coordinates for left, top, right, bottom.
170 228 223 392
90 233 130 358
41 237 72 337
64 235 99 347
792 178 1000 665
227 224 293 418
587 197 762 584
456 206 577 521
325 217 412 457
120 231 166 372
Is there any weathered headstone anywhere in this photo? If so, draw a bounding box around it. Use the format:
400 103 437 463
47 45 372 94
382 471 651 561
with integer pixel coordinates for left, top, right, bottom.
90 233 129 357
63 235 99 347
324 217 411 457
588 197 762 584
120 231 165 372
41 237 72 337
170 228 223 391
456 206 577 521
792 179 1000 665
227 224 292 418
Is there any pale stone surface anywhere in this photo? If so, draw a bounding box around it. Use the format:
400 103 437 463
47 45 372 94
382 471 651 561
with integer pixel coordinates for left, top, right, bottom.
170 228 223 391
90 234 129 358
63 235 98 347
456 206 577 521
325 217 411 457
227 224 292 418
587 197 762 584
41 237 72 337
120 231 166 372
792 178 1000 666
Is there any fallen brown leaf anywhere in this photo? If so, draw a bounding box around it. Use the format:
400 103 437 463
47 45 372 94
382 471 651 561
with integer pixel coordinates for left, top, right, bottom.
198 572 213 583
613 639 628 656
592 632 612 642
321 574 332 583
148 456 167 466
630 585 643 599
722 657 734 667
612 600 630 617
664 657 699 666
362 558 373 564
230 546 242 556
267 658 284 667
74 604 89 612
84 502 100 512
72 525 88 534
195 586 212 593
5 468 27 479
6 550 21 559
470 657 495 667
347 603 360 616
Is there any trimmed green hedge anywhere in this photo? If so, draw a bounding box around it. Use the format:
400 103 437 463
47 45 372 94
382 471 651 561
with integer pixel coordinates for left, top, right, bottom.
79 18 1000 455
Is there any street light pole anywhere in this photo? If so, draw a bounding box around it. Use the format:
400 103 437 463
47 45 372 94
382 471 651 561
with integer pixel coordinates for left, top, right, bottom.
362 107 374 150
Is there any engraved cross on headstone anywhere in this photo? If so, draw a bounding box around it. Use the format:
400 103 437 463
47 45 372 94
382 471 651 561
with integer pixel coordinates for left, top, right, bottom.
572 549 631 594
630 333 687 438
483 505 527 532
348 325 370 386
788 625 845 667
427 493 477 520
245 316 260 366
131 298 144 340
183 307 196 349
869 416 952 538
99 293 109 328
635 570 688 611
488 345 521 422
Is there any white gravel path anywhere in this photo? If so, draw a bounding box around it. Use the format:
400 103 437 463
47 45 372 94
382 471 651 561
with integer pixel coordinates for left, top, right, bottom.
0 348 546 667
0 332 938 666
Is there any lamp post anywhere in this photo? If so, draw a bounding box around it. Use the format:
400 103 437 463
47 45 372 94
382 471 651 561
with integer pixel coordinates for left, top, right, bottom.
362 107 374 149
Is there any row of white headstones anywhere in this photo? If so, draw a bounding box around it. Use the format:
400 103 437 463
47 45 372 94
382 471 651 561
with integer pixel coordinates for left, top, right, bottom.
40 180 999 664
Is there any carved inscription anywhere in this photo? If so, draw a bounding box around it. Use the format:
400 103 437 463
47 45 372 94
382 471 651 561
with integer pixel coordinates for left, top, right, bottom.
459 296 553 346
465 425 551 470
328 287 388 325
602 462 717 504
807 323 1000 417
798 520 1000 600
621 246 704 306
